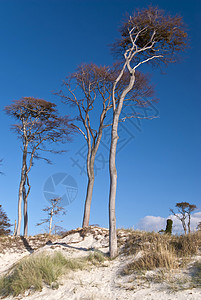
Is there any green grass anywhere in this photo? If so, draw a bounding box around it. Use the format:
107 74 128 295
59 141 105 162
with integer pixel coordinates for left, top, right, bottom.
0 251 84 297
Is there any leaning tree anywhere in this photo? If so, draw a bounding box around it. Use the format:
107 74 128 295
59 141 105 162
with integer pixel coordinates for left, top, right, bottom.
109 6 188 257
58 63 155 228
5 97 74 236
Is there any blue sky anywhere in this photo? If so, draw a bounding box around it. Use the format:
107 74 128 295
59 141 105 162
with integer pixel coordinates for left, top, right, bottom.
0 0 200 235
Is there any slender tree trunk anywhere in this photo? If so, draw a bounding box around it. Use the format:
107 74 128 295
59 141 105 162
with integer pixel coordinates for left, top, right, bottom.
188 214 191 234
181 217 187 235
109 113 119 258
23 168 31 237
15 145 28 236
23 185 28 237
108 71 136 258
82 157 95 227
49 208 53 235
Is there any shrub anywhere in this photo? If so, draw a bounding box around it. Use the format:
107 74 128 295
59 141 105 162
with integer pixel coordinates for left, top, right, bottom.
165 219 173 234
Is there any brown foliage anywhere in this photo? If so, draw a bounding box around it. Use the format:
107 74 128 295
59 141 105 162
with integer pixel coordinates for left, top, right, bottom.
4 97 74 147
59 63 155 120
112 6 188 66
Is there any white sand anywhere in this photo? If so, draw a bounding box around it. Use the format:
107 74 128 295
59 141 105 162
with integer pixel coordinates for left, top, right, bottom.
0 228 201 300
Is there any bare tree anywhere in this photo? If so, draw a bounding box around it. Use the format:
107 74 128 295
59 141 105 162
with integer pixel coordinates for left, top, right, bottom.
36 198 66 235
0 204 12 235
5 97 74 236
109 6 188 257
58 63 154 228
170 202 197 234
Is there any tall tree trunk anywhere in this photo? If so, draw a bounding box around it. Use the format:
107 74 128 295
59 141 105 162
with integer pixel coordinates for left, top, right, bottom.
82 156 95 227
15 145 28 236
109 70 136 258
109 113 119 258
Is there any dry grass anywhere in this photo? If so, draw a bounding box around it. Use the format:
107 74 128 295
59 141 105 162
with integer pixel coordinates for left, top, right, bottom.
0 234 60 253
120 230 201 274
123 247 177 274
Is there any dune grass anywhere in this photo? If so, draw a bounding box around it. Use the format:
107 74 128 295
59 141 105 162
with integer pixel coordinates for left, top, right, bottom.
0 249 107 297
0 251 85 297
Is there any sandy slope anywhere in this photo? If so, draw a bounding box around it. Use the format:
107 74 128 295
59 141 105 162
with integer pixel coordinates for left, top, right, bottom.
0 227 201 300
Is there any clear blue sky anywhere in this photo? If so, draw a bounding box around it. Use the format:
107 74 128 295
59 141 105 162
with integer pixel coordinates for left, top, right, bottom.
0 0 200 235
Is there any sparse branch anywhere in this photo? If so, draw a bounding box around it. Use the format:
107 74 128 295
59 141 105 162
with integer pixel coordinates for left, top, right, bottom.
71 124 87 140
133 55 163 70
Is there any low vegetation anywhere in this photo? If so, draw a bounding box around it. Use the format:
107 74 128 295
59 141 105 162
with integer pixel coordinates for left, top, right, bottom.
0 249 107 297
0 228 200 297
0 234 60 254
121 230 201 274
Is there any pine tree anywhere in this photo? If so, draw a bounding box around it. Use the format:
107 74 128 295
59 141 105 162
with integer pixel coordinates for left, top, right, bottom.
0 205 12 235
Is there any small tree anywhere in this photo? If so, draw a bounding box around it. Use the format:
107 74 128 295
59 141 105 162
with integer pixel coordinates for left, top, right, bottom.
5 97 74 236
36 198 66 235
170 202 197 234
0 205 12 235
108 6 188 257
